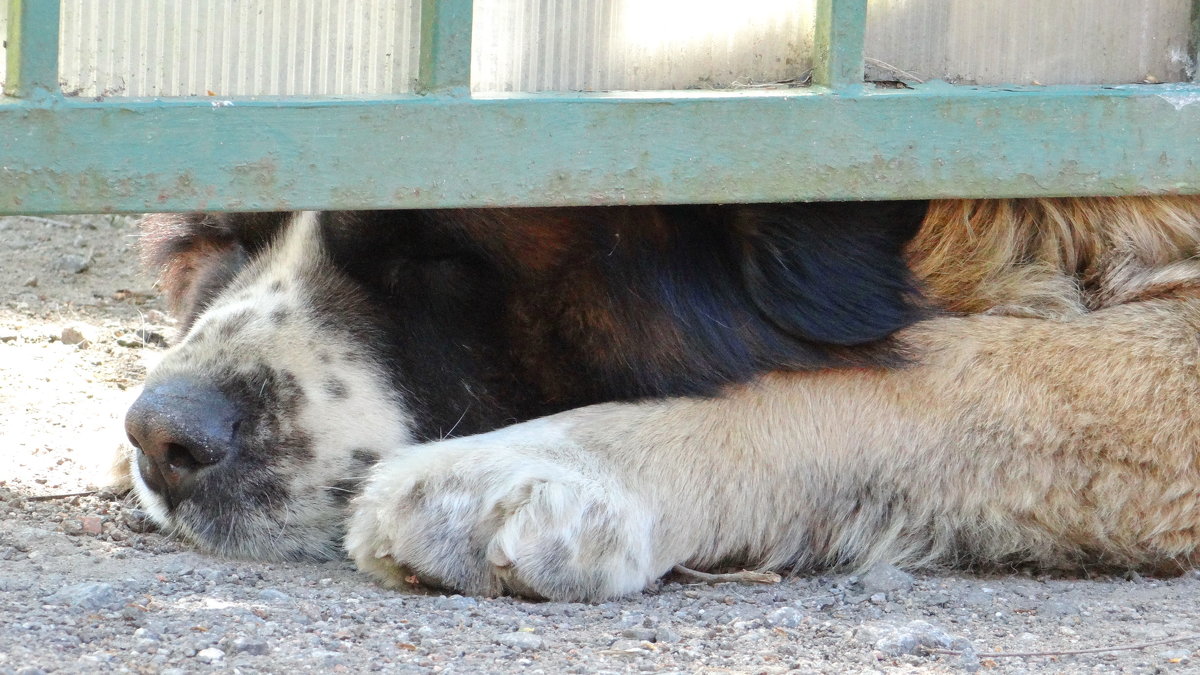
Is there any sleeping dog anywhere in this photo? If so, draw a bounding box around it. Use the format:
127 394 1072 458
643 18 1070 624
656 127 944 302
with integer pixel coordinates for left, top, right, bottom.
127 197 1200 600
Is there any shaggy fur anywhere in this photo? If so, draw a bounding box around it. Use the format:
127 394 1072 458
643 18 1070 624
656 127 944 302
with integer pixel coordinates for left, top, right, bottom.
129 196 1200 601
127 203 925 561
913 196 1200 315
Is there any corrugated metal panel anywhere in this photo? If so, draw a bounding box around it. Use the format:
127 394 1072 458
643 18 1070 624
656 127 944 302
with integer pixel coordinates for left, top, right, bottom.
0 11 7 88
54 0 421 97
472 0 1194 91
470 0 817 92
5 1 1193 97
865 0 1194 85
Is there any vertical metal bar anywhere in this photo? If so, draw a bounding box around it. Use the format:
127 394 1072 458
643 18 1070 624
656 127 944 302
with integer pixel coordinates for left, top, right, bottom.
4 0 61 98
1191 0 1200 82
813 0 867 89
418 0 473 94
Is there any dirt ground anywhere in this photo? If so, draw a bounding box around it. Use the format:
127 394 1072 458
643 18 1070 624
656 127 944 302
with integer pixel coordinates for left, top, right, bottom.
2 213 1200 674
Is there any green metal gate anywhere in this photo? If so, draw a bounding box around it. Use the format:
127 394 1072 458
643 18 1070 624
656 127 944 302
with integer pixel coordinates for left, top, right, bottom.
3 0 1199 215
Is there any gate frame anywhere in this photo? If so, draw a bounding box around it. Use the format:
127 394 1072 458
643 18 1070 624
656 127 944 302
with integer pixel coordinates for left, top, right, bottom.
3 0 1200 215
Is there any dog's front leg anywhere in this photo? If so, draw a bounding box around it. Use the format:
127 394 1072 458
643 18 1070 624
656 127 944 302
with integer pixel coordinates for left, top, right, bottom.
344 395 772 601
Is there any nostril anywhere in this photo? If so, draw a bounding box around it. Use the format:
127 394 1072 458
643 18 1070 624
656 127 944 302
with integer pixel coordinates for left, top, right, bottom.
165 442 205 473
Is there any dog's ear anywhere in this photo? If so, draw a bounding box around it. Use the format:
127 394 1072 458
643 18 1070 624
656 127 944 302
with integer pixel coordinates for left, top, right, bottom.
139 213 231 316
737 201 928 346
139 213 287 327
539 201 930 401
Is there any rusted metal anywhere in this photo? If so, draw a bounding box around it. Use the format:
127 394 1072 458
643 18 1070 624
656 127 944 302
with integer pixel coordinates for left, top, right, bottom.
2 83 1199 214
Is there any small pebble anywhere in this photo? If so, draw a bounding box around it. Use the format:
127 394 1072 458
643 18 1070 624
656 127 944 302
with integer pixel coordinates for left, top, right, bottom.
257 588 290 602
309 649 344 666
620 627 657 641
80 515 103 536
54 254 91 274
196 647 224 663
134 639 160 653
133 628 161 641
230 637 270 656
46 582 122 610
498 632 544 651
123 509 156 533
434 594 478 610
764 606 804 628
618 611 650 628
856 619 971 657
655 627 682 643
61 324 97 347
858 563 915 595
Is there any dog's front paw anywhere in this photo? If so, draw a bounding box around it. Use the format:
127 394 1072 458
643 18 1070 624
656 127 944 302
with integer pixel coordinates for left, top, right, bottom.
345 423 661 601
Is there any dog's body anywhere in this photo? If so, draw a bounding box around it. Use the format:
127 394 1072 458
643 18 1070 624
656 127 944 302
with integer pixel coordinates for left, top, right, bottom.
352 297 1200 599
129 197 1200 601
129 202 925 562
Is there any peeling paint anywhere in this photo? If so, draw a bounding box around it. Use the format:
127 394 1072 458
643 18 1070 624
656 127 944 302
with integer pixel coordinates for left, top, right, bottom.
1 84 1199 214
1158 92 1200 110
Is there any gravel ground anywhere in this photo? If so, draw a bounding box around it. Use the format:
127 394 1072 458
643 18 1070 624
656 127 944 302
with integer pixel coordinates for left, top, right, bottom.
3 213 1200 674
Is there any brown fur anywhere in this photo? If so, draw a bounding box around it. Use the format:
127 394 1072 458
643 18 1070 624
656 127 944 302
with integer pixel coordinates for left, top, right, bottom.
129 196 1200 600
912 196 1200 316
128 203 924 562
348 195 1200 600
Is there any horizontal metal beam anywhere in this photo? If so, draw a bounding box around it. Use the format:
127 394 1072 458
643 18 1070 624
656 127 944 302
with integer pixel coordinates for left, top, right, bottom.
2 83 1199 214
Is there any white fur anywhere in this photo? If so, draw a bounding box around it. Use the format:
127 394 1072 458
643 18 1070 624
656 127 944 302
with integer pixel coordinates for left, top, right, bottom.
347 419 659 600
129 452 170 526
132 211 413 559
134 199 1200 599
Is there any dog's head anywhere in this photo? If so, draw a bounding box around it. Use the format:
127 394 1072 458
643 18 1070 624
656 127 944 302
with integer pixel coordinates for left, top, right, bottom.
127 204 927 560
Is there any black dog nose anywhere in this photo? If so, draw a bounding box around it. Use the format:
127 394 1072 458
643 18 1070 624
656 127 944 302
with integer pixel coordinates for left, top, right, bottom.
125 379 241 507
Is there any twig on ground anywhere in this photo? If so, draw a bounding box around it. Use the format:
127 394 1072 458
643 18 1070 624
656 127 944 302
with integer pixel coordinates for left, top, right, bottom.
928 632 1200 659
672 564 782 585
14 215 76 229
26 491 97 502
864 57 926 83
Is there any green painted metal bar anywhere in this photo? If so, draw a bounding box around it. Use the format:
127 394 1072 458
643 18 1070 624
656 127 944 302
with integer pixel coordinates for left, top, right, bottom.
2 83 1199 214
3 0 62 99
1191 0 1200 82
813 0 868 89
417 0 474 94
